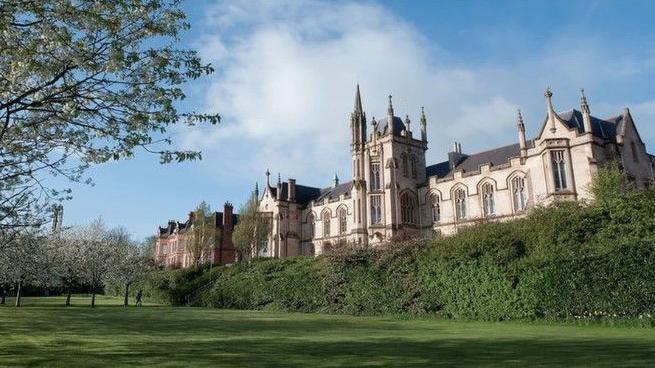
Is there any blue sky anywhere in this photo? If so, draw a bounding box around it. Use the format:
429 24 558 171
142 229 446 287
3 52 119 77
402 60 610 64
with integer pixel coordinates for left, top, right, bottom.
62 0 655 240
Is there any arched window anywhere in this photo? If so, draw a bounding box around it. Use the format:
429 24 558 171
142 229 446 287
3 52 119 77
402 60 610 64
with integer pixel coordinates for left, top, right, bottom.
370 195 382 224
454 188 467 220
511 176 527 212
550 150 567 191
322 211 331 238
481 182 495 216
370 163 381 191
631 141 640 163
410 156 418 179
338 208 347 235
401 154 409 177
400 192 416 224
430 194 440 223
308 214 315 238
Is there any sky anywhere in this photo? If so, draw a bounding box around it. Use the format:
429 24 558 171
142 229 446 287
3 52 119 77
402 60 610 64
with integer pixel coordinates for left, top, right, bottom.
62 0 655 240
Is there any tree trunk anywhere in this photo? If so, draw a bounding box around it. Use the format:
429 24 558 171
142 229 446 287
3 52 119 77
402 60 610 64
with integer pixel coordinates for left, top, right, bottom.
1 285 6 305
15 279 22 307
65 287 72 307
91 292 96 308
123 282 130 307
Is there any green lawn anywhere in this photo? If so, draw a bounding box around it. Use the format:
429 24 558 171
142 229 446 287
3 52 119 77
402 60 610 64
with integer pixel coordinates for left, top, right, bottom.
1 297 655 367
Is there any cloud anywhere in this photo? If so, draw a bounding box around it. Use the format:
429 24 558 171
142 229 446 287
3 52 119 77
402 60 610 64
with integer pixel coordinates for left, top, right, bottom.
182 0 655 188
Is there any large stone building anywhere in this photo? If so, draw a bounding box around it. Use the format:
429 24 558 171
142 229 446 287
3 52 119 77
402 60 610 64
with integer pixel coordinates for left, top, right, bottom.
258 86 654 257
155 202 238 268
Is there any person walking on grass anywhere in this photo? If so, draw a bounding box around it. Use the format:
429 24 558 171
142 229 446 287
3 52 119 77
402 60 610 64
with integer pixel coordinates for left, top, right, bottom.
135 289 143 307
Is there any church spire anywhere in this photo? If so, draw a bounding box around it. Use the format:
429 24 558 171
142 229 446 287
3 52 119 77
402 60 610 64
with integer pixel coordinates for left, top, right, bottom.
580 89 592 135
333 172 339 188
545 86 557 133
354 84 363 113
420 106 427 142
517 109 527 157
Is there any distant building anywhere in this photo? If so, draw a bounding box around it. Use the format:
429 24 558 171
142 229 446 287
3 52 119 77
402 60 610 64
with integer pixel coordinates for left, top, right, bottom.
258 86 654 257
155 202 238 268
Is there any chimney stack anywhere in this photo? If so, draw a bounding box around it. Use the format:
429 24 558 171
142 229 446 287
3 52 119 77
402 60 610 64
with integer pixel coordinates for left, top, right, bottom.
287 178 296 202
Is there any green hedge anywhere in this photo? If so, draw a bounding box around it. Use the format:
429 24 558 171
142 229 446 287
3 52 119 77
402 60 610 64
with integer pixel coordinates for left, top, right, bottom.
139 169 655 321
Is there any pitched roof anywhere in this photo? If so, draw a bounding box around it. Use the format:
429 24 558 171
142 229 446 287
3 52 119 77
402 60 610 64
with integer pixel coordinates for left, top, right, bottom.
315 181 353 202
557 109 621 141
378 116 407 137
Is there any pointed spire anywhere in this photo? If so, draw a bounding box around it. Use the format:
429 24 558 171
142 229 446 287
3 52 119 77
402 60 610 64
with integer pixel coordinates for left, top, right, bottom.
277 172 281 186
333 172 339 187
265 169 271 187
354 84 363 113
580 89 592 135
517 109 527 157
580 89 590 113
254 182 259 198
545 86 557 133
420 106 427 142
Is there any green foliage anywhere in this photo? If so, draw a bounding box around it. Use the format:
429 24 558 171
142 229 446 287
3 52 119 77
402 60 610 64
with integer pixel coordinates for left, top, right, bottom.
142 167 655 321
232 192 271 260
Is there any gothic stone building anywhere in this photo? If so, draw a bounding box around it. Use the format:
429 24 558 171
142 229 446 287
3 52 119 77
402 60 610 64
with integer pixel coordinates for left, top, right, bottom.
258 86 654 258
155 202 238 268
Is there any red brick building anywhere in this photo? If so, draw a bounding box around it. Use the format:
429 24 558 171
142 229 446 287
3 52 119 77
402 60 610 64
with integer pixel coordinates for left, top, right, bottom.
155 202 238 268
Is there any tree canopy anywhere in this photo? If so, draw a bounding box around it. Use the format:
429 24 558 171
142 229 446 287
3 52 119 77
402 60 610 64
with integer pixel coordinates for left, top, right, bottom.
0 0 218 233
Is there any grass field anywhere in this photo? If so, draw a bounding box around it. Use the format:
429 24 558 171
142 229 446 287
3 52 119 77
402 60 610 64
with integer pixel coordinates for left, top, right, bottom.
1 297 655 367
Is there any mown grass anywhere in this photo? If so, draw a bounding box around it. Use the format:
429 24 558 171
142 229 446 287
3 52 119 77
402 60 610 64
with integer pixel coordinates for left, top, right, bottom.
1 296 654 367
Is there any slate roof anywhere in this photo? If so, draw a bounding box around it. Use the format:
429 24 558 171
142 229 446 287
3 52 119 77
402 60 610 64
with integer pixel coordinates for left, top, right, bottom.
426 142 531 179
270 181 352 206
378 116 407 137
158 211 238 237
557 109 622 141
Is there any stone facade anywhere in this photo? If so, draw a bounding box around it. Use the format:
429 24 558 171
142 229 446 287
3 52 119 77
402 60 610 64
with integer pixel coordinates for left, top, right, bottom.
259 86 655 257
155 202 238 268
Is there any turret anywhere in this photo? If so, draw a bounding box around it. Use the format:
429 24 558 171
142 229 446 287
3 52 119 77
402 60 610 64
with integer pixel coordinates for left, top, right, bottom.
517 109 527 158
419 106 427 142
580 89 592 135
387 95 394 133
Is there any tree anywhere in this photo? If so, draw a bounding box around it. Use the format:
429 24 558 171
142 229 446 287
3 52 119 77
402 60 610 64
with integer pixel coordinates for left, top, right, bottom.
2 230 44 307
46 227 85 306
79 219 116 308
0 1 219 233
108 228 147 307
233 193 271 262
187 201 219 267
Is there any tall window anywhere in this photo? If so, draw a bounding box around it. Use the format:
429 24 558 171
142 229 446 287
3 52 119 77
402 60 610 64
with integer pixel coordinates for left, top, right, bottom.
631 141 640 163
370 163 381 191
338 208 347 235
512 176 527 212
400 192 416 224
430 194 440 223
322 212 330 238
308 214 315 238
454 188 467 220
370 195 382 224
550 150 567 191
481 183 495 216
402 154 409 177
410 156 417 179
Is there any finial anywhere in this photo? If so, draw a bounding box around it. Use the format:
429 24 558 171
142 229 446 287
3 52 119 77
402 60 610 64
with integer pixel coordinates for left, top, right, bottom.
265 169 270 186
420 106 426 119
387 95 394 115
580 88 590 112
277 172 281 185
517 109 524 126
333 172 339 187
544 86 553 98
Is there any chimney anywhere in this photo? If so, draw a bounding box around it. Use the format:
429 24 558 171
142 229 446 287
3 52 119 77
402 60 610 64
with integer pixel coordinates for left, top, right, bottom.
287 178 296 202
223 202 233 230
448 141 467 169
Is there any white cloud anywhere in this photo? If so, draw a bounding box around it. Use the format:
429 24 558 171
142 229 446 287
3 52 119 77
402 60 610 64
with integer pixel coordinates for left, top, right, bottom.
181 0 655 188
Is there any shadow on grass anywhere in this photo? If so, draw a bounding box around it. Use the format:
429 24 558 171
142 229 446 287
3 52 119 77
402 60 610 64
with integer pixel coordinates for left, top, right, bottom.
1 304 655 367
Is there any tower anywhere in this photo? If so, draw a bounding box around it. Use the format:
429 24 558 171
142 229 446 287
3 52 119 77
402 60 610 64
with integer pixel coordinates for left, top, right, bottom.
350 84 368 244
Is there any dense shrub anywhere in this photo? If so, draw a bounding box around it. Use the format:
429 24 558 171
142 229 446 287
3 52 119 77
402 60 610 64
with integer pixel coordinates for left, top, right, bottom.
141 167 655 321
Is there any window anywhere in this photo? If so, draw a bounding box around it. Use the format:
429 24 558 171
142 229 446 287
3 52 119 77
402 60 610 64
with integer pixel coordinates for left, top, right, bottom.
481 182 495 217
631 141 640 163
370 163 381 191
402 154 409 177
429 194 440 223
454 188 467 220
550 150 567 191
512 176 527 212
338 209 347 235
322 212 330 238
410 156 417 179
400 192 416 224
370 195 382 224
308 214 315 238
